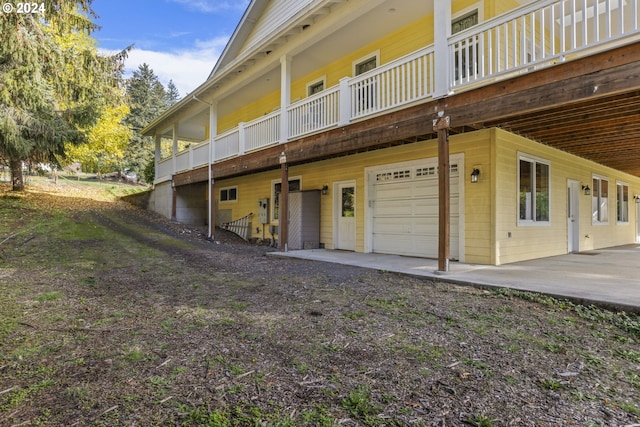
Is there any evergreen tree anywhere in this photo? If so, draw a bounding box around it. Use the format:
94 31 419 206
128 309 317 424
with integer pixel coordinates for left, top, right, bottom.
123 64 168 178
0 0 128 190
165 80 181 106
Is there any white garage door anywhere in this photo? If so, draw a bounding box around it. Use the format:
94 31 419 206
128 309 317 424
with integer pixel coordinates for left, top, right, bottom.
370 159 460 259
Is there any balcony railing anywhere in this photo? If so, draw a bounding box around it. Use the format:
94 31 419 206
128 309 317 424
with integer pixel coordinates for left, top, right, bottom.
156 0 640 183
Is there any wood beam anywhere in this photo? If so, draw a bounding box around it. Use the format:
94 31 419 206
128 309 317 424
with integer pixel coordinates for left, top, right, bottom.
434 114 451 272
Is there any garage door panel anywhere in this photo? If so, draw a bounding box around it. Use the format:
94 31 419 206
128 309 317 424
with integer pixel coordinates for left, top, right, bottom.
371 160 460 259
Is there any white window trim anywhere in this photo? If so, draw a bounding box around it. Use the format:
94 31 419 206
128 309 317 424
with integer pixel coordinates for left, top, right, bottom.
352 50 380 76
616 180 630 224
306 76 326 97
452 3 484 25
219 185 238 203
270 176 302 224
592 174 609 225
517 152 551 226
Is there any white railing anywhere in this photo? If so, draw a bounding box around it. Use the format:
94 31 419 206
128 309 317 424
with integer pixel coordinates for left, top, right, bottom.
214 127 240 161
288 86 340 139
244 110 280 152
156 0 640 181
157 158 173 179
175 150 190 172
192 141 210 167
349 46 435 120
450 0 640 88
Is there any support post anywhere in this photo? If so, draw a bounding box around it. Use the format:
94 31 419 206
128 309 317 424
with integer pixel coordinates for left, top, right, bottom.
433 0 452 98
279 152 289 251
171 178 177 222
208 103 217 239
434 115 451 272
280 55 291 143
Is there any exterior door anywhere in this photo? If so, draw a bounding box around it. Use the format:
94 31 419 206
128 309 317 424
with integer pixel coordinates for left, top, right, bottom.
335 181 356 251
567 180 580 252
636 198 640 243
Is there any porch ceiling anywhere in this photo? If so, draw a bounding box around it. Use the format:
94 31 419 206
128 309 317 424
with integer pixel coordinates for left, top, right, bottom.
483 90 640 177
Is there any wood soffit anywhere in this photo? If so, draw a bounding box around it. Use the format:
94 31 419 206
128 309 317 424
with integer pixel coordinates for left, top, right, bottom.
172 41 640 187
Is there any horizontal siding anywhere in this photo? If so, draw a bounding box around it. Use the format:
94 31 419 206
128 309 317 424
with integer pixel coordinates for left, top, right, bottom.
493 128 640 265
241 0 314 56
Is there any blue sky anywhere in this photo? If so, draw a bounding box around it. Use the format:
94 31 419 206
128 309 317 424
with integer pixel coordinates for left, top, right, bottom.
92 0 250 97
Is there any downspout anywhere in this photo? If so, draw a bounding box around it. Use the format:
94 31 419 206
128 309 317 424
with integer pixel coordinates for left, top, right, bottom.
192 96 215 239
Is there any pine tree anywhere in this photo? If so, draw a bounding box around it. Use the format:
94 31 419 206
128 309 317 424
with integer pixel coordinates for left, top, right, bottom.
123 64 169 179
165 80 181 106
0 0 128 190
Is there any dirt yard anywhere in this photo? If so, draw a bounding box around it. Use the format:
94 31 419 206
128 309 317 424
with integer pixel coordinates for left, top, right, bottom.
1 178 639 426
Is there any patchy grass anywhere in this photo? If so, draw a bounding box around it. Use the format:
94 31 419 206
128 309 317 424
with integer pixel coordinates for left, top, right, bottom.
1 178 640 426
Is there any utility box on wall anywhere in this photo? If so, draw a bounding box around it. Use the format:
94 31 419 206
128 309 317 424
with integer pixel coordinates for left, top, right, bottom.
288 190 321 250
258 198 269 224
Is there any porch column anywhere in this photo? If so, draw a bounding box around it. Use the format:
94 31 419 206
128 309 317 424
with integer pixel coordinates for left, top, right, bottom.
171 178 177 221
208 102 218 239
434 113 451 272
280 55 291 143
279 152 289 251
172 122 178 175
433 0 452 98
154 134 161 182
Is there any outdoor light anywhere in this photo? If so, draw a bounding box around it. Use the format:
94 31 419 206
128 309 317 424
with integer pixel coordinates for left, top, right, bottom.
321 184 329 195
582 185 591 196
470 168 480 183
279 152 287 164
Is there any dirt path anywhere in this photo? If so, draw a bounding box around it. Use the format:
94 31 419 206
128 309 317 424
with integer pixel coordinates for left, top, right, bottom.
1 181 640 426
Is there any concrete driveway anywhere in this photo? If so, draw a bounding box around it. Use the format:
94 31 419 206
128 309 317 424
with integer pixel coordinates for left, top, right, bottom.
270 244 640 312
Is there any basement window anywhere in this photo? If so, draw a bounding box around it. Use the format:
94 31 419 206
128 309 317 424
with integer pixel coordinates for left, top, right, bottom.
616 181 628 223
220 186 238 202
518 154 550 225
592 175 609 224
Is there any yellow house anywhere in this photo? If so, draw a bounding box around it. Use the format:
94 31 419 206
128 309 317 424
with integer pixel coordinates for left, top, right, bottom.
143 0 640 266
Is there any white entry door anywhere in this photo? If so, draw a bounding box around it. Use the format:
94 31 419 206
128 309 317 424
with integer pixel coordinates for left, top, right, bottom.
567 180 580 252
636 199 640 243
335 181 356 250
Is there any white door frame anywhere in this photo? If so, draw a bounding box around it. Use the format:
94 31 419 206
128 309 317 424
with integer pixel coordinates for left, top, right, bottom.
636 196 640 243
333 180 356 251
567 179 580 252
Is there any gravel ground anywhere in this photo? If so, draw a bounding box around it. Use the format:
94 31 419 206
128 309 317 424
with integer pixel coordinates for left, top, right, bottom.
1 179 640 426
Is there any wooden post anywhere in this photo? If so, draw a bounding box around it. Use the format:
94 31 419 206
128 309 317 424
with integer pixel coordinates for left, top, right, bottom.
171 179 177 222
433 115 451 272
209 177 216 239
279 152 289 251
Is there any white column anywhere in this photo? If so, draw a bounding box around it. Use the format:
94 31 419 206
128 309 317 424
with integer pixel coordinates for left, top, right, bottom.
154 134 161 181
208 102 217 238
280 54 291 143
433 0 452 98
338 77 351 126
172 123 178 175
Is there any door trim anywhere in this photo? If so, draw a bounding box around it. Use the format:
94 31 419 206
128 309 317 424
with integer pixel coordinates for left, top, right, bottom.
567 179 580 253
333 180 356 251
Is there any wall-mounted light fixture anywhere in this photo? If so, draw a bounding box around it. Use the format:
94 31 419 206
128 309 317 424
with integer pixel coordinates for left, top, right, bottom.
634 194 640 202
582 185 591 196
279 152 287 164
321 185 329 196
470 168 480 183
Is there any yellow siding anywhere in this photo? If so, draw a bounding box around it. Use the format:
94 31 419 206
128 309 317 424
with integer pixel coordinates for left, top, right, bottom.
493 128 640 265
218 90 281 134
213 130 494 259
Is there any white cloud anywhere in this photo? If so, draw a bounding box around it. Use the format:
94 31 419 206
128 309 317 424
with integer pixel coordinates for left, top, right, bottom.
168 0 250 13
109 36 229 97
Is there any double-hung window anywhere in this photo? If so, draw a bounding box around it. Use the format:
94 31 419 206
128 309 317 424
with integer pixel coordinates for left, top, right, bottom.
592 175 609 224
518 154 550 224
220 186 237 202
616 181 629 223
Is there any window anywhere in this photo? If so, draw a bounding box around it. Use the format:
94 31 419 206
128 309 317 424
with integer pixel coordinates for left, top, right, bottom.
518 155 550 224
616 182 629 223
452 9 479 82
353 52 379 114
220 186 237 202
592 176 609 224
307 78 325 96
272 178 301 221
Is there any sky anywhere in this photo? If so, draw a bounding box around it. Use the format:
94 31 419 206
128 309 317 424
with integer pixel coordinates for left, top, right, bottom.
92 0 250 98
